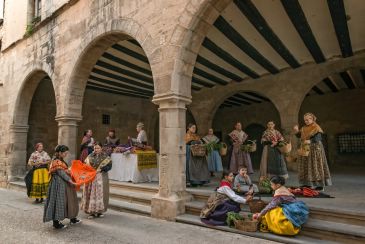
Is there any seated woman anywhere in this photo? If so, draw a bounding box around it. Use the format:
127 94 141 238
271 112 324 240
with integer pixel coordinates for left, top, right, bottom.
253 176 309 236
104 129 120 155
200 171 252 226
234 167 259 194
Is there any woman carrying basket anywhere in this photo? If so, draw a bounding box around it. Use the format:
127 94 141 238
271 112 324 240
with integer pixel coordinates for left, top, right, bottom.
185 123 210 186
259 121 289 180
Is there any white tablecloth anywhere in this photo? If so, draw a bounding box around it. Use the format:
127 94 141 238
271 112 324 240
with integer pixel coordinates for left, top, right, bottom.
109 153 159 183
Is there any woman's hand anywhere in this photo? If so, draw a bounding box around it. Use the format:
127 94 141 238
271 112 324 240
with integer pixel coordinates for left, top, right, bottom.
253 213 260 220
305 140 311 144
245 195 253 202
293 125 299 132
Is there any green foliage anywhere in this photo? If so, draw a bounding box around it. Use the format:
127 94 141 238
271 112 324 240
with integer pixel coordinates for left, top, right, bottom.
205 142 223 155
226 212 244 227
24 16 41 37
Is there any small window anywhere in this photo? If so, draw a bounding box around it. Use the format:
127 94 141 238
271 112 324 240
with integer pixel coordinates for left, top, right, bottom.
102 114 110 125
338 133 365 153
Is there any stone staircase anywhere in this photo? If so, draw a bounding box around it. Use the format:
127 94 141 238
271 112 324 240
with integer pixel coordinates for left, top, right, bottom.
7 180 365 244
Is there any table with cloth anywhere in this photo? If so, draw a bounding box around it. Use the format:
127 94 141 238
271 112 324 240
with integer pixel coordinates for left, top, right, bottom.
109 150 159 183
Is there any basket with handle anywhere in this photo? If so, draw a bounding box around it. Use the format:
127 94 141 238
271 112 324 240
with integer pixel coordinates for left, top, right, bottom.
297 142 310 157
190 144 206 157
248 195 268 213
219 142 227 156
234 219 258 232
278 141 292 154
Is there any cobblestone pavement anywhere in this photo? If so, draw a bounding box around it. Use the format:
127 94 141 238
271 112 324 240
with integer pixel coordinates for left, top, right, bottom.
0 188 276 244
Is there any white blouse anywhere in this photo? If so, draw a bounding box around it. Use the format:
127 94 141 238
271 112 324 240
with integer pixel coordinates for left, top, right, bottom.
217 186 246 204
136 130 148 143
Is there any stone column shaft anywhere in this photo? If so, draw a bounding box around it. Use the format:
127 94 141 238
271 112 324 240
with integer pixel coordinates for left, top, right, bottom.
56 116 81 164
151 94 192 220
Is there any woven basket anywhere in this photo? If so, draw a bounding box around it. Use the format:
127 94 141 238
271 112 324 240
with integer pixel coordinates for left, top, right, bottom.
297 148 309 157
219 143 227 156
278 142 292 154
248 196 267 213
234 219 258 232
190 144 206 157
241 143 257 153
249 143 257 152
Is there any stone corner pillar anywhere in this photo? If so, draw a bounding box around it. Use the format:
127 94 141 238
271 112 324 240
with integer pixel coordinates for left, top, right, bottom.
151 93 193 220
55 115 82 165
7 124 30 182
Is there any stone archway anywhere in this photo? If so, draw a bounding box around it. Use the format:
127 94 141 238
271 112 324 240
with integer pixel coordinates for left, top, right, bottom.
8 69 56 181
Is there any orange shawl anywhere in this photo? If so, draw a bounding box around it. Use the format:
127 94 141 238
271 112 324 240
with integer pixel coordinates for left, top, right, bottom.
185 131 200 144
300 123 323 140
49 159 69 175
70 160 97 188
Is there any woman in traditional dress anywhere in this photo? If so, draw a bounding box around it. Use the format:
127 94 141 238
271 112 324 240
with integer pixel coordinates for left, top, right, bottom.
129 122 148 148
185 123 210 186
200 171 252 226
81 142 112 219
228 122 253 174
80 129 95 162
43 145 81 229
253 176 309 236
202 128 223 176
294 113 332 190
104 129 120 155
27 143 51 203
260 121 289 179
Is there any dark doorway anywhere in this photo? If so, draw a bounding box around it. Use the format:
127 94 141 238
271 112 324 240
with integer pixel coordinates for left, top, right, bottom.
245 123 265 170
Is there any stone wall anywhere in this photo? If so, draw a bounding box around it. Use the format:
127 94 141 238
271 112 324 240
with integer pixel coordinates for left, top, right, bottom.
78 89 158 155
299 89 365 166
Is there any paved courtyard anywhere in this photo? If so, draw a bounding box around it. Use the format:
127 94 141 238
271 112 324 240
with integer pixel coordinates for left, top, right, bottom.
0 188 276 244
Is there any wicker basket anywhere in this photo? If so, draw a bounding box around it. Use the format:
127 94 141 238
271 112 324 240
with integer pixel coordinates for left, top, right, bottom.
234 219 258 232
249 143 257 152
278 142 292 154
248 196 267 213
241 142 257 153
190 144 206 157
219 143 228 156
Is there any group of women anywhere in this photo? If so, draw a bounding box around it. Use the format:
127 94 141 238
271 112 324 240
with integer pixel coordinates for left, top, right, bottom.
199 112 332 236
27 142 114 229
186 112 332 191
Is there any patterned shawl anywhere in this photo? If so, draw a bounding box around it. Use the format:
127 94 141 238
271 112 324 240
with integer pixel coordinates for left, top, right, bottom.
84 152 111 170
49 159 70 175
229 130 247 145
219 179 232 188
185 131 200 144
262 129 284 143
300 122 323 140
28 151 51 166
202 135 219 144
274 186 294 197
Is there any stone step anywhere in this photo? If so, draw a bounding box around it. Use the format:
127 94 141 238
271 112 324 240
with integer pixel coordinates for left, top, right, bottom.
109 180 158 194
109 187 154 206
175 214 337 244
186 192 365 227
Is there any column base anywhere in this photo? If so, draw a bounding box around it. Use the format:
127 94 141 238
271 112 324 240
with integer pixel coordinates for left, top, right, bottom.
151 193 188 220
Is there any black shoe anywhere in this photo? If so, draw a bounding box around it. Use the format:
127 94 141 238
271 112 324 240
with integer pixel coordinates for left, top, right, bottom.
70 218 82 225
53 221 67 229
315 186 324 191
39 198 44 203
96 213 104 218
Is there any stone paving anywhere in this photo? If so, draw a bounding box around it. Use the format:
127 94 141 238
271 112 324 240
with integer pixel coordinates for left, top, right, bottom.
0 188 276 244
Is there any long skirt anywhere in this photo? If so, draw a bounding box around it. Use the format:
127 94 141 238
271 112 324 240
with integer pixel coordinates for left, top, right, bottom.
30 168 49 199
297 142 332 187
201 200 241 226
43 175 79 222
81 172 109 214
260 145 288 179
229 147 253 174
207 150 223 173
260 207 300 236
186 146 210 185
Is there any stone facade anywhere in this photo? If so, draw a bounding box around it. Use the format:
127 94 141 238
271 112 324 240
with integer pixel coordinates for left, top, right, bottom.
0 0 364 218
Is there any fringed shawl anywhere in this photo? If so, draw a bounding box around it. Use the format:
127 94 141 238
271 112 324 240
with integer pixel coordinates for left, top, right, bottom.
49 159 69 175
85 152 111 170
262 129 284 143
300 123 323 140
185 131 201 144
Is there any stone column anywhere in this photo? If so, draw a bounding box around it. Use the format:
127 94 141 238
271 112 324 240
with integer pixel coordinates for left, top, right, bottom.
55 116 82 164
151 94 192 220
7 124 29 181
193 111 213 136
